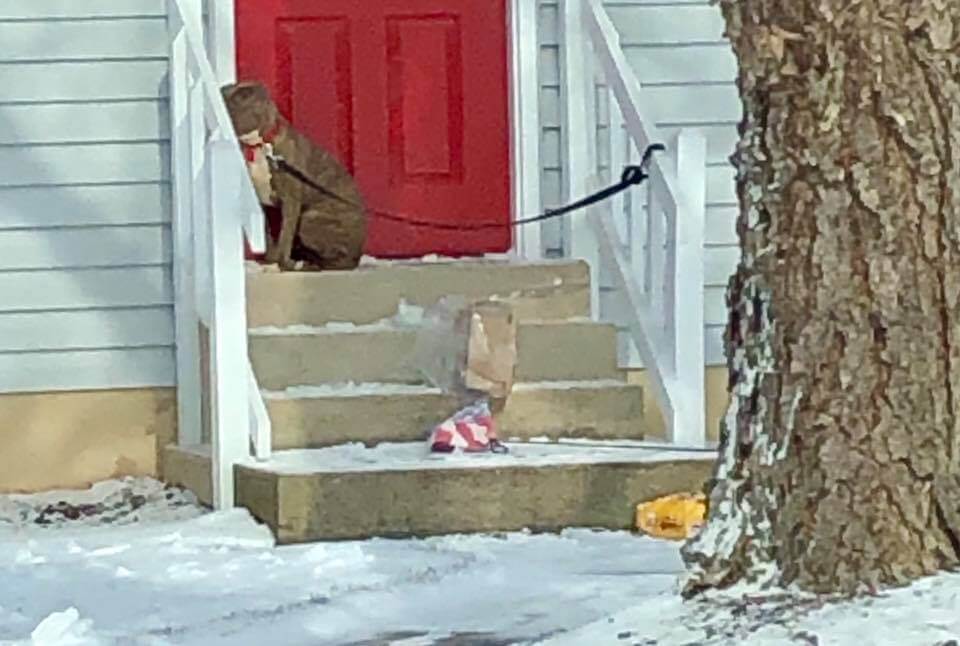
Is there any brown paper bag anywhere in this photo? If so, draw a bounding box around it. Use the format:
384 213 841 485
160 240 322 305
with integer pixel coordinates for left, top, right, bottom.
461 300 518 401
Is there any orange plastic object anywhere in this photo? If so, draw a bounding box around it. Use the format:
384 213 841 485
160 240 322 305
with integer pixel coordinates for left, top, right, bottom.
634 492 707 540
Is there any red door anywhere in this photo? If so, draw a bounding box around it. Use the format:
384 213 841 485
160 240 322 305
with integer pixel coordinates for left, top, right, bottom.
236 1 512 258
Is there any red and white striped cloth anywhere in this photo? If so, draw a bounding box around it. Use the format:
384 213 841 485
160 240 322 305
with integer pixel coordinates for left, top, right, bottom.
429 401 507 453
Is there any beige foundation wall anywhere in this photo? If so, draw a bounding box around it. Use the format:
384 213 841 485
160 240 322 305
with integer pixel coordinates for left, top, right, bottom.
626 366 729 443
0 388 177 494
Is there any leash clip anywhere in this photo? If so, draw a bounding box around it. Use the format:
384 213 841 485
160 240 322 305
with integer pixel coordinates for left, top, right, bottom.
262 145 283 170
619 143 666 186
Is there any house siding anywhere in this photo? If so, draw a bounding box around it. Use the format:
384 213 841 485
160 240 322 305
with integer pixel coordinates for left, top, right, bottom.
0 0 174 392
537 0 741 366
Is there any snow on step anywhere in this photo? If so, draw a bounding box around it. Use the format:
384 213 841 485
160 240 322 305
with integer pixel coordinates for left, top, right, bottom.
261 381 440 400
236 440 711 475
260 378 631 400
247 314 593 337
248 298 427 336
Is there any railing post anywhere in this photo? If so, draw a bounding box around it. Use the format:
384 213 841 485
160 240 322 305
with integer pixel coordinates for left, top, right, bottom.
627 141 646 293
208 140 252 509
671 129 707 446
206 0 237 85
508 0 542 261
188 79 212 321
562 0 600 318
168 4 203 448
181 0 203 50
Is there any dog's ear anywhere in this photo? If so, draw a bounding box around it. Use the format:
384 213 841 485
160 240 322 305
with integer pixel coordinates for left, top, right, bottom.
222 81 259 104
221 80 280 135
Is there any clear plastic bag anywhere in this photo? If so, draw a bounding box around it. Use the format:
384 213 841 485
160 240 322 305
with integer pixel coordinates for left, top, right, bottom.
408 295 472 398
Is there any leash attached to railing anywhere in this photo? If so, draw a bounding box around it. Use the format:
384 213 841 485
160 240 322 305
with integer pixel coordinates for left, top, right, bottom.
264 143 665 232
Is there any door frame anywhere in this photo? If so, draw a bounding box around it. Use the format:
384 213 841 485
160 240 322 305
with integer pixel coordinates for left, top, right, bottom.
203 0 541 260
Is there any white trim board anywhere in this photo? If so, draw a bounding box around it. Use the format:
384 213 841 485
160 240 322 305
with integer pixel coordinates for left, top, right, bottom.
508 0 543 260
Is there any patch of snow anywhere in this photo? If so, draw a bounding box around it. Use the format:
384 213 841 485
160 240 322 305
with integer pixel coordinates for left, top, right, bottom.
244 261 280 274
239 441 711 475
517 435 554 443
0 477 204 533
262 379 635 400
0 501 683 645
538 571 960 645
360 253 516 266
249 299 425 337
512 379 630 391
4 478 956 645
262 382 441 400
510 437 719 453
29 607 96 646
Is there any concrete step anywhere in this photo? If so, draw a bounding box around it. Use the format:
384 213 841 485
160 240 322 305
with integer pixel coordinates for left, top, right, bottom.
163 442 715 542
248 319 620 390
262 380 644 450
246 258 590 328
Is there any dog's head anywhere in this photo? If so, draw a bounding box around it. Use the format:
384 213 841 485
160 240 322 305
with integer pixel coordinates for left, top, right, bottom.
221 81 280 140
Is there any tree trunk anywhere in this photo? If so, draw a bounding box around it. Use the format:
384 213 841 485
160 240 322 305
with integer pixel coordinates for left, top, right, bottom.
682 0 960 595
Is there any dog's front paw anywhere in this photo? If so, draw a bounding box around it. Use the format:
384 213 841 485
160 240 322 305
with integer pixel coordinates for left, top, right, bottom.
278 258 304 272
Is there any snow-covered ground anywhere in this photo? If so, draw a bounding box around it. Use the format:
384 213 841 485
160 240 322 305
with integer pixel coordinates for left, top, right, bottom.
539 571 960 646
5 477 960 646
0 478 683 645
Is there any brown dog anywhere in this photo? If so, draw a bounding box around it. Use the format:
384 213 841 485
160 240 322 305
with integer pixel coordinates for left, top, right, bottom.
221 81 367 271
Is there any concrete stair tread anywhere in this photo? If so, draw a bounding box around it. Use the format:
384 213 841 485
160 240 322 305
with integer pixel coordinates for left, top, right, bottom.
233 440 715 475
259 379 646 449
246 258 591 327
248 318 621 388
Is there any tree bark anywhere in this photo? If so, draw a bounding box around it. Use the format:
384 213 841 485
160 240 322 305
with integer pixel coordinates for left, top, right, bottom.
682 0 960 594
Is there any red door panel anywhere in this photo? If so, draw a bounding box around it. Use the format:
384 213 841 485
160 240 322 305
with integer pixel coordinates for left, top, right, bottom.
236 1 512 258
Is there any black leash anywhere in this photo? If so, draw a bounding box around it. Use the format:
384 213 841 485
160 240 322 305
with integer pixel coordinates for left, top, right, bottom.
265 143 665 231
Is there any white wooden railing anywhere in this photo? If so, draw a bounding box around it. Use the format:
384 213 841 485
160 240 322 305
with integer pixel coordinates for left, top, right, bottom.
167 0 272 509
559 0 708 446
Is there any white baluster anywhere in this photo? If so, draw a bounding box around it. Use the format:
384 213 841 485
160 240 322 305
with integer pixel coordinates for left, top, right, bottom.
188 78 212 322
608 92 628 246
646 172 667 327
248 360 272 461
168 5 203 447
563 0 600 318
627 140 646 291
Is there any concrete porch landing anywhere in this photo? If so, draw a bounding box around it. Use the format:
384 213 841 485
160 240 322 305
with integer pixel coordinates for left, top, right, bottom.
164 441 714 543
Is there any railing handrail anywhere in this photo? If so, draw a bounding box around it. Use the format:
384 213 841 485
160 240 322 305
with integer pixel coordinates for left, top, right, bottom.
567 0 707 446
168 0 264 251
167 0 272 508
581 0 682 221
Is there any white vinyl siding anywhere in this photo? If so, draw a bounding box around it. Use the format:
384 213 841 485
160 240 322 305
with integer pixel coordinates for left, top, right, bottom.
0 0 174 392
